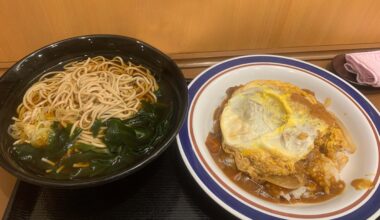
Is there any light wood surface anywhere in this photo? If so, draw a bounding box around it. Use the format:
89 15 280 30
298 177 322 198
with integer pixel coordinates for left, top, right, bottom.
0 168 16 218
364 92 380 109
1 0 380 64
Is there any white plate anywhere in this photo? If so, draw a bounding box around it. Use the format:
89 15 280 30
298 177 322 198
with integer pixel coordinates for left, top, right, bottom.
176 55 380 220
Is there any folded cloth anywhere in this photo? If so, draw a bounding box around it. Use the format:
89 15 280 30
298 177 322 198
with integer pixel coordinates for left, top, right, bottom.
344 51 380 87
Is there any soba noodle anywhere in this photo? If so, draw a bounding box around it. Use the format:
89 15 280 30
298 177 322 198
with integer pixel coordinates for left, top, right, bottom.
8 56 158 149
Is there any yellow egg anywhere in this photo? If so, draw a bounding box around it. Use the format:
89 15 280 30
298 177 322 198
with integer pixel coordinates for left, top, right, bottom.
220 80 328 176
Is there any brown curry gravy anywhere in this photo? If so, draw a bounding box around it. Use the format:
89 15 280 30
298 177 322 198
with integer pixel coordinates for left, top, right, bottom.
205 86 346 203
351 178 373 190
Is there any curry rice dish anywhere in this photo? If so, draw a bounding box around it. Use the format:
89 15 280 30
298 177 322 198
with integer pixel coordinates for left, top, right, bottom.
206 80 355 203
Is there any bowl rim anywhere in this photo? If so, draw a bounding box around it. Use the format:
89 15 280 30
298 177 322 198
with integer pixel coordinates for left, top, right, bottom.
0 34 189 188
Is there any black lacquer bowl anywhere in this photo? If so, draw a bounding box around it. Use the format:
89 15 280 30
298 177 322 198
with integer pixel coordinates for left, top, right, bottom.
0 35 188 188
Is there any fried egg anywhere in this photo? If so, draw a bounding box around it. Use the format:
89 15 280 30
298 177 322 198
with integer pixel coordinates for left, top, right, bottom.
220 80 328 176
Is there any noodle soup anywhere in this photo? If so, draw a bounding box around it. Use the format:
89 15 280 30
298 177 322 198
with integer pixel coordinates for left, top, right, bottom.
8 56 173 179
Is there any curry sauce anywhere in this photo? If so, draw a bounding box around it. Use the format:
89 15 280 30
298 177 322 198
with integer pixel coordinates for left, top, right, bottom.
351 178 373 190
206 132 345 203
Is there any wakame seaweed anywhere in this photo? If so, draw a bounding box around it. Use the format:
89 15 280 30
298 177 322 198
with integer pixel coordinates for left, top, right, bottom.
90 119 103 137
104 101 171 154
10 100 172 179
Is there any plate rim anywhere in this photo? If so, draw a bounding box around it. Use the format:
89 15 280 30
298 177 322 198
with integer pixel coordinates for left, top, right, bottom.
176 54 380 220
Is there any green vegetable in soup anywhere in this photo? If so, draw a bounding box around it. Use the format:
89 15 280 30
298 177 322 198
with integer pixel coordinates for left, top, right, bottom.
90 119 103 138
10 100 172 179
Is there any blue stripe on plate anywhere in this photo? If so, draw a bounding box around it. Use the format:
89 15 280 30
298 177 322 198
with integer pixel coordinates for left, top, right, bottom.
178 55 380 220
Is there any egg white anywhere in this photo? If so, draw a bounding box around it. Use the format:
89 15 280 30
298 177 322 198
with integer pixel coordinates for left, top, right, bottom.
220 81 328 161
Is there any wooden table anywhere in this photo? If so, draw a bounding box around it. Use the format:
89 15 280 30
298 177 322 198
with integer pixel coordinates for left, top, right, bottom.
0 59 379 218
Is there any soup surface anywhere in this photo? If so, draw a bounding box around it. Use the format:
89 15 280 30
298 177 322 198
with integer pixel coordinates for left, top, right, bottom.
8 56 173 179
